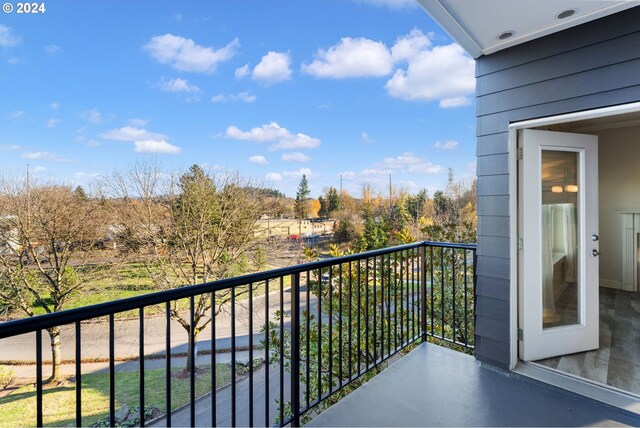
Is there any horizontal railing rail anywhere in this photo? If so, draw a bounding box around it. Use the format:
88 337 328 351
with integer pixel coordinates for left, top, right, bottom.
0 240 476 427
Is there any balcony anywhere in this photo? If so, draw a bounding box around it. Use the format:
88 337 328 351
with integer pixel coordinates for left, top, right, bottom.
0 241 636 427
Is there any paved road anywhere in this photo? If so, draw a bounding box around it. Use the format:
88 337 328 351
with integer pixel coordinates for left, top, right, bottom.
0 286 317 371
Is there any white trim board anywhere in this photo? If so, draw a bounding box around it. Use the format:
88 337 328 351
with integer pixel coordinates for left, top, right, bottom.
600 278 622 290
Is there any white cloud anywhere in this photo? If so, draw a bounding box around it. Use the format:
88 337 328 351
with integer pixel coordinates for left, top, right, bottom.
211 91 256 103
353 0 417 8
22 151 74 162
282 152 311 162
46 118 61 128
399 180 418 190
102 126 179 154
225 122 321 151
134 139 182 154
302 37 393 78
128 118 148 127
7 57 22 65
80 108 102 124
174 13 183 22
265 172 282 182
379 152 443 174
300 28 475 107
433 140 458 150
159 77 201 93
226 122 289 142
0 25 21 47
439 96 471 108
235 64 250 79
249 155 268 165
385 30 475 105
33 166 46 173
101 126 166 142
44 45 63 55
0 144 21 151
252 51 292 85
86 140 101 148
9 110 24 120
283 168 312 178
143 34 239 73
390 28 433 62
339 171 357 180
49 102 60 111
269 135 321 151
73 172 103 183
361 132 373 144
362 168 392 176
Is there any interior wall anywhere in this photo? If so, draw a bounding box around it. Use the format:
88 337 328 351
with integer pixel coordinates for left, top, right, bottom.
597 126 640 288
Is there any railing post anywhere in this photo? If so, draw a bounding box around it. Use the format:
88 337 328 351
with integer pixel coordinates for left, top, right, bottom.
420 244 427 342
290 272 301 427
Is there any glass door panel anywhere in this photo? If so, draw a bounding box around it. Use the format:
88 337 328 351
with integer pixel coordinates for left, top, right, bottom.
540 150 580 329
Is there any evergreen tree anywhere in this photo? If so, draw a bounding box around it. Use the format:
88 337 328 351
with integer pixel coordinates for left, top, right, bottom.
326 187 340 213
74 185 89 201
318 195 328 217
295 174 310 218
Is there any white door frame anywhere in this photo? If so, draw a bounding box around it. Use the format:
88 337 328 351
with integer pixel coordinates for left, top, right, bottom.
507 101 640 369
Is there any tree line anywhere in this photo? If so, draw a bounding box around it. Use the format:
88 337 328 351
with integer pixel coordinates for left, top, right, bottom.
0 164 476 381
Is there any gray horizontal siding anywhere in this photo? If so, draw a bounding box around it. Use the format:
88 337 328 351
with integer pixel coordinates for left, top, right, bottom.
477 154 509 176
477 216 509 238
473 7 640 368
477 30 640 96
477 195 509 217
475 336 511 369
478 59 640 116
476 275 509 301
476 6 640 76
476 256 510 280
477 84 640 136
477 236 509 259
477 175 509 196
477 133 508 156
476 315 510 343
476 296 510 322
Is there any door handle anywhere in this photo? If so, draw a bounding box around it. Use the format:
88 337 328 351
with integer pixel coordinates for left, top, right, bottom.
592 249 600 257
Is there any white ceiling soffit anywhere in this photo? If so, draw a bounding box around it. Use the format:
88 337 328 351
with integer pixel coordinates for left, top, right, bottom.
416 0 640 58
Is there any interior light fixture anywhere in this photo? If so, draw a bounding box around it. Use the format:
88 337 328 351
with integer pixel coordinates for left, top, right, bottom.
551 186 564 193
497 31 515 40
565 184 579 193
557 9 577 19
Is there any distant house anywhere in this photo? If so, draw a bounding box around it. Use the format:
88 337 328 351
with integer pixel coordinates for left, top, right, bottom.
0 215 20 255
419 0 640 408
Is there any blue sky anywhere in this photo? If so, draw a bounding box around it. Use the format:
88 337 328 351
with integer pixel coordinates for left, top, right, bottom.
0 0 476 197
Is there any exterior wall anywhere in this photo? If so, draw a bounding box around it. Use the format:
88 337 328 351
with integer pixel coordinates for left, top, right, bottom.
474 7 640 368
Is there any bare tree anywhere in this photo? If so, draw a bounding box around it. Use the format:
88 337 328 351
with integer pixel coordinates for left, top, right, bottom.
0 178 107 381
104 162 266 371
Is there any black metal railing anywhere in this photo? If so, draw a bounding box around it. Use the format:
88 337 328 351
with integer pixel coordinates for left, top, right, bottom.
0 241 476 427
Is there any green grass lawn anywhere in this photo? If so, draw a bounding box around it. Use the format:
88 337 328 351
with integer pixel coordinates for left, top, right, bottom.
15 261 289 320
0 364 232 427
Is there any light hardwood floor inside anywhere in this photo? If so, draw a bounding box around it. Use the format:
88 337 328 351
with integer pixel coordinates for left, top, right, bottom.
536 287 640 395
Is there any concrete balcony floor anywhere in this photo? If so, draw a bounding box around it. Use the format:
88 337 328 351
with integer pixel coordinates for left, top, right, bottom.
308 343 640 427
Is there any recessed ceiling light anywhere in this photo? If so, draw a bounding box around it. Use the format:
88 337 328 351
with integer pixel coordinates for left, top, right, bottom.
497 31 515 41
557 9 577 19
